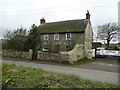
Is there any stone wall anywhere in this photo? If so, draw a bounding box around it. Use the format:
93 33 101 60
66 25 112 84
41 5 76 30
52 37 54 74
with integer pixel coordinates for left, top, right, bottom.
2 49 32 60
37 51 69 63
2 49 69 63
2 44 93 64
3 50 23 58
84 42 92 59
21 50 32 60
86 50 93 59
68 44 84 64
37 44 92 64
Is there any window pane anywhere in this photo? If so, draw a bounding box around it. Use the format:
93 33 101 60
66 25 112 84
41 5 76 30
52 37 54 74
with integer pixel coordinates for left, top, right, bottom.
44 34 48 40
54 34 59 40
66 33 72 40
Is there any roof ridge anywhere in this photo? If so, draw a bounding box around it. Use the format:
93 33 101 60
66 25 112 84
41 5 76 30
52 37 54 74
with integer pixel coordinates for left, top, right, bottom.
39 19 88 33
44 19 86 24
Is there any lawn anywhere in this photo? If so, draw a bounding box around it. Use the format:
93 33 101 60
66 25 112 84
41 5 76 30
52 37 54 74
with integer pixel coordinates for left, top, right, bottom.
2 64 118 89
0 62 2 87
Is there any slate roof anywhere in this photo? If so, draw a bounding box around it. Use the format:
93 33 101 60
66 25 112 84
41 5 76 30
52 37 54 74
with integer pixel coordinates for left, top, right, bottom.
38 19 88 34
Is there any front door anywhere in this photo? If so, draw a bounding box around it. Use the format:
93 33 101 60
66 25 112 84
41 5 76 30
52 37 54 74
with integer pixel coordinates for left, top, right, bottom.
53 44 60 53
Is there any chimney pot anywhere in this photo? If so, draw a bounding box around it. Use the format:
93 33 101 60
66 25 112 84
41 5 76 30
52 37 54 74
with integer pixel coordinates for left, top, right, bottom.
40 17 45 24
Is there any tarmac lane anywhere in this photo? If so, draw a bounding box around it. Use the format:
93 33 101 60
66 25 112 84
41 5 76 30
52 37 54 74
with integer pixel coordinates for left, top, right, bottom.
2 59 119 85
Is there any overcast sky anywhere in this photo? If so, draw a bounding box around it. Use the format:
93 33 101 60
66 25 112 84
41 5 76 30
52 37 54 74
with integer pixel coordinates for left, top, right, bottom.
0 0 119 39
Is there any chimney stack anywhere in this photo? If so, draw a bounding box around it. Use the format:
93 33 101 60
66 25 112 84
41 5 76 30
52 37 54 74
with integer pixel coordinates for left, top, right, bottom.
40 17 45 24
86 10 90 19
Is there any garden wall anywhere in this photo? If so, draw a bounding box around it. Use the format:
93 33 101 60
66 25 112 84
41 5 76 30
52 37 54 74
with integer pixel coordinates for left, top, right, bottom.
2 49 32 60
2 44 93 64
2 49 69 63
68 44 84 64
37 51 69 63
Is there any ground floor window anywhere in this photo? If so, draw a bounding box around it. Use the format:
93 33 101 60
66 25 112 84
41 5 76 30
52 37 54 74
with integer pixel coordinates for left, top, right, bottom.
43 45 49 52
66 42 73 51
66 45 73 51
43 42 49 52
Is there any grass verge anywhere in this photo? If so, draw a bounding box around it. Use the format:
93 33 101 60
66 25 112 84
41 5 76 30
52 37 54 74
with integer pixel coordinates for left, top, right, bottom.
2 64 118 89
73 59 95 65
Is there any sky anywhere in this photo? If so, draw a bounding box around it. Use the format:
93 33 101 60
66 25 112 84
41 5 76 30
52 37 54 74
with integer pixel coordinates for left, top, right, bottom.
118 1 120 43
0 0 119 40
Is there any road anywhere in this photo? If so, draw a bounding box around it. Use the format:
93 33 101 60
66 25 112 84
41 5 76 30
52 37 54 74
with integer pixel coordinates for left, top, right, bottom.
2 58 119 85
2 57 119 73
76 57 119 73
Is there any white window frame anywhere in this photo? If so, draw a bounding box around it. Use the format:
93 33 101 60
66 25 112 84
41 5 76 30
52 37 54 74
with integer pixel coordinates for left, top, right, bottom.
43 34 49 40
43 42 49 51
54 34 59 40
66 33 72 40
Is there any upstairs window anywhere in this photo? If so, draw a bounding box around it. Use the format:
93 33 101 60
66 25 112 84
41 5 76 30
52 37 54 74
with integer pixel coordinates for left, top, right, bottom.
54 34 59 40
43 34 49 40
66 33 72 40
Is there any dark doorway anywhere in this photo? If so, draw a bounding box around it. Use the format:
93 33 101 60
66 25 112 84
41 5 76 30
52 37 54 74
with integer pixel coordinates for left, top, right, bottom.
53 44 60 53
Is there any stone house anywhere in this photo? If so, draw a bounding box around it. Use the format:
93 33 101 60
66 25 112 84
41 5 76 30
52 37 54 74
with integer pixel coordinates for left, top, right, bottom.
38 11 93 54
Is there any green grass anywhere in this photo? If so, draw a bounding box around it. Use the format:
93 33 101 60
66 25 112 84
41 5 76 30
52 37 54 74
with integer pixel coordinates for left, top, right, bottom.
0 63 2 86
2 64 118 89
73 59 95 65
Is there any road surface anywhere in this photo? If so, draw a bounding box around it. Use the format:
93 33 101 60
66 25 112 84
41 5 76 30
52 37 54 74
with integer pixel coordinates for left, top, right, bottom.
2 59 119 85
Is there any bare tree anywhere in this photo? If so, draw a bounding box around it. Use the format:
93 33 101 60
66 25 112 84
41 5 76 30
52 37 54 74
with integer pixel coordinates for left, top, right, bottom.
97 23 118 49
3 27 28 51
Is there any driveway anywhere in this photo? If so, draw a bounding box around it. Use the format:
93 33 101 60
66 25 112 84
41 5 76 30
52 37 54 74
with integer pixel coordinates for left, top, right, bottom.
2 58 119 85
75 56 119 73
